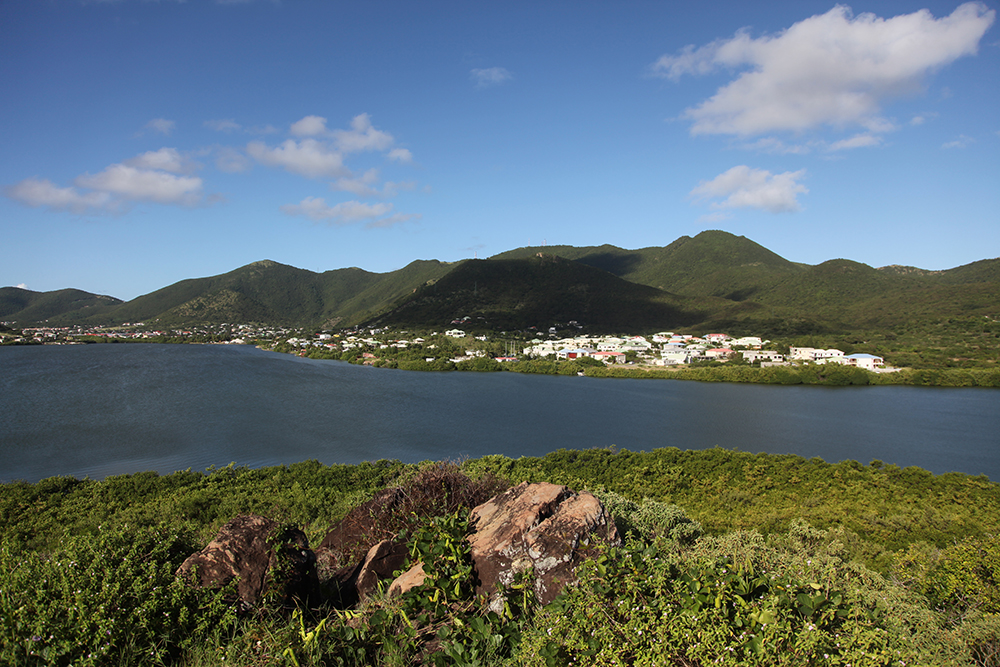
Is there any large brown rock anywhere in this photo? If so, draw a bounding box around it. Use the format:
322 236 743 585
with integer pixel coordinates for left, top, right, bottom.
356 539 410 599
468 482 620 606
176 514 317 611
314 464 509 606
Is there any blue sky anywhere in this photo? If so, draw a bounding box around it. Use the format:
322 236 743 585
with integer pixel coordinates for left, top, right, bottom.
2 0 997 301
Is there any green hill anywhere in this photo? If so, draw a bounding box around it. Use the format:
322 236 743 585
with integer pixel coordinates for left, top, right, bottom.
492 230 804 299
4 231 997 334
0 287 122 325
76 259 454 328
365 254 765 332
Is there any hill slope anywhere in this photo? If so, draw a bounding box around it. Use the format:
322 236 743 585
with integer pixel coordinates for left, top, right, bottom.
492 230 804 299
365 254 768 332
5 230 997 333
74 259 454 328
0 287 123 324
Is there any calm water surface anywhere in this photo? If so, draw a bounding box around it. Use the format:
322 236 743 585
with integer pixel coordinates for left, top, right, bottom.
1 344 998 482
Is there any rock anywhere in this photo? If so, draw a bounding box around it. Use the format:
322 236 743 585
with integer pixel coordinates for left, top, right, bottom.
318 488 407 565
388 561 427 597
176 514 317 611
314 464 509 605
468 482 620 605
356 539 410 599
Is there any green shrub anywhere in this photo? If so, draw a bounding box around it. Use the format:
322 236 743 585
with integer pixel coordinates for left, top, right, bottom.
0 526 237 666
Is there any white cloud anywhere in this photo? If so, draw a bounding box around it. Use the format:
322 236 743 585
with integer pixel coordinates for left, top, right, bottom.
290 115 329 137
740 137 814 154
653 2 995 137
691 165 807 213
16 283 28 290
332 113 394 153
280 197 393 224
214 146 252 173
330 169 380 197
827 133 883 151
330 169 415 198
205 119 242 133
388 148 413 163
942 134 975 148
6 153 209 213
5 178 117 214
249 114 409 179
144 118 176 135
471 67 512 88
246 138 348 178
124 147 194 174
76 164 204 206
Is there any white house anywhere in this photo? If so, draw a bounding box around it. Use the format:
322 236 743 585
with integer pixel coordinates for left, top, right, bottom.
661 349 692 365
742 350 784 363
789 347 844 363
731 336 763 348
843 353 884 371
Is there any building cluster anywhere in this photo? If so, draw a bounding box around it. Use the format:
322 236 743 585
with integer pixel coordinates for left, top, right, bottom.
1 323 294 345
522 332 894 371
4 322 895 373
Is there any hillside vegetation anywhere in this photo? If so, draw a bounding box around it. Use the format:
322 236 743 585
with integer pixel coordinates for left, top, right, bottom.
0 287 122 323
1 451 998 665
3 232 997 341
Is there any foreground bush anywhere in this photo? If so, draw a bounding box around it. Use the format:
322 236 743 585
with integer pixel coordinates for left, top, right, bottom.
1 453 998 665
0 526 236 666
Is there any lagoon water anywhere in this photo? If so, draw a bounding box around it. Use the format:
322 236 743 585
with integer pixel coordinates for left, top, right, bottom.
1 343 998 483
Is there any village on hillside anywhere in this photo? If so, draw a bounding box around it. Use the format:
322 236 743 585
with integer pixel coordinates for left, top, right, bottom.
3 320 902 373
516 331 898 372
291 327 899 372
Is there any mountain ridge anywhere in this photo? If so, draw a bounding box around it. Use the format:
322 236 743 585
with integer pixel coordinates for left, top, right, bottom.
3 231 997 335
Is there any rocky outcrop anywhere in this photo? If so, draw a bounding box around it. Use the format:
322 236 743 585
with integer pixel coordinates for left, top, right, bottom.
176 514 317 611
174 478 617 616
314 463 509 606
467 482 620 606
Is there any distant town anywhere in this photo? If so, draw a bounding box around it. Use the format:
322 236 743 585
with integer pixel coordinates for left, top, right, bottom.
1 321 900 373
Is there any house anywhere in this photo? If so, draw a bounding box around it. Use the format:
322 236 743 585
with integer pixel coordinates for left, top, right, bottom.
742 350 784 363
596 337 624 351
591 351 626 364
445 329 466 338
557 348 595 360
731 336 763 348
661 349 692 365
789 347 844 363
844 353 884 371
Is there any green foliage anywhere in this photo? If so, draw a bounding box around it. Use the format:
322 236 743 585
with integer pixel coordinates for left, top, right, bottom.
517 524 980 666
0 525 237 666
894 535 1000 615
455 356 503 372
469 447 1000 561
2 452 999 665
592 489 703 545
